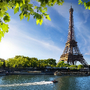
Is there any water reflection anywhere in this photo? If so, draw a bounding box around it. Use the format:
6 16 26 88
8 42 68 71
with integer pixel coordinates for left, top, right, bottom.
0 75 90 90
54 76 90 90
54 76 77 90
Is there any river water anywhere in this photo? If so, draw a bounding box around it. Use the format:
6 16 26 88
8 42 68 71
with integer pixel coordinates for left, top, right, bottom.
0 75 90 90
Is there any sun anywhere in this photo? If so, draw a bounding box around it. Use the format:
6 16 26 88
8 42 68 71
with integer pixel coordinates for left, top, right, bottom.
0 40 16 60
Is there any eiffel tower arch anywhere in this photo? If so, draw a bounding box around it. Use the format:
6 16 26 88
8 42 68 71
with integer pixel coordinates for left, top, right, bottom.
58 6 88 66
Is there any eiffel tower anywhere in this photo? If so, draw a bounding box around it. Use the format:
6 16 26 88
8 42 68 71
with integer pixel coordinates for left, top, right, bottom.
58 6 88 66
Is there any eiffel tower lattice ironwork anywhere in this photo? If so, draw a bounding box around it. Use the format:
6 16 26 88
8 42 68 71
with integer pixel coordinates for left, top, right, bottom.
58 6 88 65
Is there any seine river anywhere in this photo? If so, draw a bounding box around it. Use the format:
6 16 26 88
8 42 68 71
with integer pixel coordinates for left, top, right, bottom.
0 75 90 90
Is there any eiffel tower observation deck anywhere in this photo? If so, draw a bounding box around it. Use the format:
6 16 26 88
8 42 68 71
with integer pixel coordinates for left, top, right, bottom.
58 6 88 66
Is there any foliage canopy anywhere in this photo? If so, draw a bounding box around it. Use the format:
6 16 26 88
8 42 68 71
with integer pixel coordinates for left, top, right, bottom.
56 61 70 67
5 55 56 68
0 0 90 41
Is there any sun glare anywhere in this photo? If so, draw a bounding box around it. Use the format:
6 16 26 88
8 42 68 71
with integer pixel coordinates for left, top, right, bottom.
0 41 16 60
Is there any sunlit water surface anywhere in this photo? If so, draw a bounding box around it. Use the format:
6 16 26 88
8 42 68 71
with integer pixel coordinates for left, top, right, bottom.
0 75 90 90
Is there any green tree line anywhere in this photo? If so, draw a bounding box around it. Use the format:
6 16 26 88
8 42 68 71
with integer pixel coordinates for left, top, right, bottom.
0 55 84 69
56 61 84 69
0 60 4 67
5 55 56 68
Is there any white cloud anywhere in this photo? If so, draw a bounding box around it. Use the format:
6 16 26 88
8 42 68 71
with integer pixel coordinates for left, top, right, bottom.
43 18 61 31
85 53 90 55
25 35 62 52
53 3 70 20
9 19 62 52
83 9 90 23
43 18 54 27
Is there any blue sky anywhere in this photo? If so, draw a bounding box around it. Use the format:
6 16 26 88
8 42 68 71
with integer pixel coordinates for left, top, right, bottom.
0 0 90 64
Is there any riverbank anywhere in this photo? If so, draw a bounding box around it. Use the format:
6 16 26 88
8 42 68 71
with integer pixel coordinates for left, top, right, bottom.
4 71 90 76
6 71 54 75
0 67 90 76
54 71 90 76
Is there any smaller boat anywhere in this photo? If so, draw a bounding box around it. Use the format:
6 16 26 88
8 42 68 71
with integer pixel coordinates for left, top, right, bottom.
52 80 58 83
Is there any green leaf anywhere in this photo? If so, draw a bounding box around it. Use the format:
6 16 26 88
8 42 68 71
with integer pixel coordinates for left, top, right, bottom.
34 6 37 9
41 9 46 13
78 0 83 5
19 13 24 20
14 7 19 14
2 23 9 32
36 19 43 25
0 23 9 41
20 2 23 7
23 0 25 4
27 14 30 21
15 3 19 8
3 15 10 23
0 23 2 28
36 19 39 25
88 6 90 10
1 31 4 37
46 15 51 21
40 19 43 25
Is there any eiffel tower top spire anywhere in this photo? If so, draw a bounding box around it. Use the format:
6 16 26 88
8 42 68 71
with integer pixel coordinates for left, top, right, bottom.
67 6 75 42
